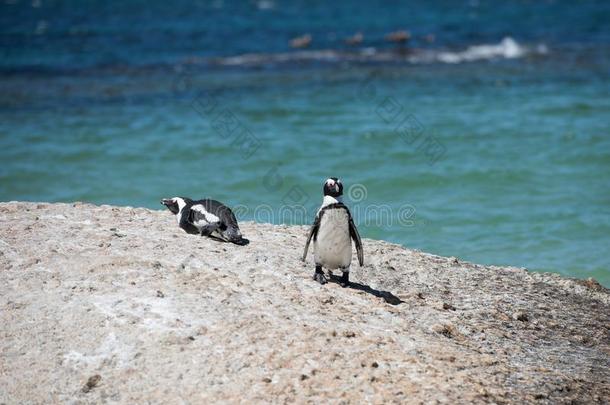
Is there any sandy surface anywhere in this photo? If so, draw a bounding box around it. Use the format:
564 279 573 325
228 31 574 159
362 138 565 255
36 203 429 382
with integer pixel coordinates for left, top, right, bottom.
0 201 608 404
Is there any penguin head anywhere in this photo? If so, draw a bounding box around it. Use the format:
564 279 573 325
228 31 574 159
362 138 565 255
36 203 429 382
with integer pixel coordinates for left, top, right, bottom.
323 177 343 197
160 197 190 215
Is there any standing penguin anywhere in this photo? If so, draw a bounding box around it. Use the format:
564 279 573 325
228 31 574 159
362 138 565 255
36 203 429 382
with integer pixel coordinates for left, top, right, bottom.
161 197 244 244
302 178 364 287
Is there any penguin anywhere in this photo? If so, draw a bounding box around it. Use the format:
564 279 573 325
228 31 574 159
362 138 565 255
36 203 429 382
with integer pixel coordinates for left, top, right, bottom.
160 197 244 244
302 178 364 287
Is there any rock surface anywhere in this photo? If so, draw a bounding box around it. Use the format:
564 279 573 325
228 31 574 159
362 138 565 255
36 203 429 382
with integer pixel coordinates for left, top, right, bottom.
0 201 608 404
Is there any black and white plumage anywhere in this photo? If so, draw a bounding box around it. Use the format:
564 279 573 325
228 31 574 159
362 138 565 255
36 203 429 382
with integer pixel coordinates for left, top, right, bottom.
161 197 244 244
302 178 363 287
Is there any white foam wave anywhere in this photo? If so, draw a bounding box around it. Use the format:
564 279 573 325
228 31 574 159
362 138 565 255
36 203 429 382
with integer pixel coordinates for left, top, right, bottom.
186 37 544 67
435 37 526 64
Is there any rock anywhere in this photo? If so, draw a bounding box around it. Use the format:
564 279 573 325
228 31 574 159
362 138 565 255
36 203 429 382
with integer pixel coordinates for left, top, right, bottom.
289 34 312 49
578 277 605 291
384 30 411 43
81 374 101 393
0 202 608 403
513 311 529 322
431 323 461 339
344 32 363 46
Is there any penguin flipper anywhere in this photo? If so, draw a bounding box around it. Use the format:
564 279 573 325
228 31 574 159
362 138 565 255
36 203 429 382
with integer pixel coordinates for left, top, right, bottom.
302 213 322 261
199 222 222 237
349 216 364 266
179 207 199 234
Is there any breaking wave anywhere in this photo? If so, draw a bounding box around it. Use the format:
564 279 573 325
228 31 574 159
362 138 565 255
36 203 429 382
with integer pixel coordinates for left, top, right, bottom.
433 37 547 64
186 37 547 68
0 37 549 77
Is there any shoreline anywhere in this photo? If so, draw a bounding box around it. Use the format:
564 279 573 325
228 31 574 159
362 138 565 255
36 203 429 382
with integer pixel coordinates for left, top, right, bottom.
1 201 608 402
4 199 606 288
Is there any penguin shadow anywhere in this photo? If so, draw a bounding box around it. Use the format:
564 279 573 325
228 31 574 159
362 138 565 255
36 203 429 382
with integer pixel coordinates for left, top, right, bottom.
182 228 250 246
328 274 404 305
208 235 250 246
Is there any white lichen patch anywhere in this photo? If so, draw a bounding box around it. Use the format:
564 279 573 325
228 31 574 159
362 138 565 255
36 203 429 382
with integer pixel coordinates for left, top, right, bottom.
64 333 134 370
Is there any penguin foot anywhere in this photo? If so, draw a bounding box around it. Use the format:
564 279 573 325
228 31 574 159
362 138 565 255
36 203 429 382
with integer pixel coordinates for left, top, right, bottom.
313 272 327 285
340 272 350 288
314 266 327 285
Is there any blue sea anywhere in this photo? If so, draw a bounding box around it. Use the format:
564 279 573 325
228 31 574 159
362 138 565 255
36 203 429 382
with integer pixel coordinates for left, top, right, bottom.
1 0 609 286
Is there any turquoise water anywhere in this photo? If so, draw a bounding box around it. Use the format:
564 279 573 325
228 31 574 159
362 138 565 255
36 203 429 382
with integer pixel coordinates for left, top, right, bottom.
1 1 609 286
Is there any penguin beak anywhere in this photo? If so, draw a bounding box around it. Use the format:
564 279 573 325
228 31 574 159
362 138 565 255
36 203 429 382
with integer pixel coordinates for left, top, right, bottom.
160 198 180 215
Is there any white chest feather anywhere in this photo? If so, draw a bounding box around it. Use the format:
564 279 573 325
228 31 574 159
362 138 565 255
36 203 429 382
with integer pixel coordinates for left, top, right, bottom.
175 199 187 225
314 208 352 269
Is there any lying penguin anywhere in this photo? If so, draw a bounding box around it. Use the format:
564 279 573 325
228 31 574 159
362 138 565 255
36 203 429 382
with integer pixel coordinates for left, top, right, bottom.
161 197 245 244
302 178 364 287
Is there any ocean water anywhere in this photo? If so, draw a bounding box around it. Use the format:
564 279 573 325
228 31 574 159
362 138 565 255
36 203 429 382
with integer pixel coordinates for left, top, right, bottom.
1 0 609 286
